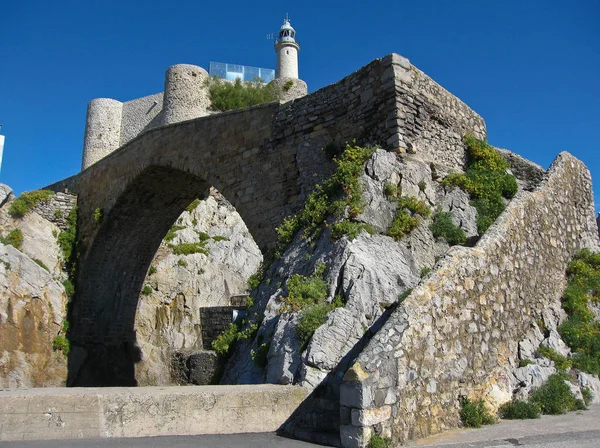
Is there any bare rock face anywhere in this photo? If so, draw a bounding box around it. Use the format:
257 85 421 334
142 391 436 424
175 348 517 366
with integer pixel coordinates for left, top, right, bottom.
134 192 262 385
0 244 68 387
223 148 477 388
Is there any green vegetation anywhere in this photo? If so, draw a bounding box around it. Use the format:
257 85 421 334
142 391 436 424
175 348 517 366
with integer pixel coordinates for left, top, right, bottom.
498 400 541 419
529 373 586 414
420 267 431 278
582 387 594 406
248 264 265 291
164 225 185 242
443 135 518 234
54 210 63 219
148 265 157 276
281 264 328 313
186 199 201 212
8 190 54 218
57 207 78 279
62 279 75 299
331 221 375 241
212 320 259 358
34 258 49 271
141 285 153 295
385 191 432 241
212 235 230 242
275 143 375 255
92 208 103 224
165 227 210 256
1 229 23 250
170 242 208 255
430 211 467 245
279 264 342 347
207 77 278 112
398 288 413 304
519 359 535 367
177 259 188 267
538 345 572 371
558 250 600 375
460 398 496 428
283 79 295 91
367 434 391 448
251 338 270 369
52 335 70 356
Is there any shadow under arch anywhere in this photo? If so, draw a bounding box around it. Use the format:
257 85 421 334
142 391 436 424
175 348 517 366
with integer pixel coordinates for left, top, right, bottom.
67 165 212 386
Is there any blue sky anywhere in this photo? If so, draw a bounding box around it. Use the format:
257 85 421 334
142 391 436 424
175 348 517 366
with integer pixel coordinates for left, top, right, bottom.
1 1 599 213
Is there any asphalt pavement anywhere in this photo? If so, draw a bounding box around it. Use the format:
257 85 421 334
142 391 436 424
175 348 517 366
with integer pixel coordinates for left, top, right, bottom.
2 406 599 448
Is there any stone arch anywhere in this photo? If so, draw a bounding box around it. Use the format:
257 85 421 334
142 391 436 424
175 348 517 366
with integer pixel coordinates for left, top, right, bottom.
68 165 215 386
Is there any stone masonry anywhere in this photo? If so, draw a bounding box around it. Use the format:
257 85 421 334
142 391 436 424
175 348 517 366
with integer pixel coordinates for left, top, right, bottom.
339 152 600 447
43 53 489 386
32 192 77 231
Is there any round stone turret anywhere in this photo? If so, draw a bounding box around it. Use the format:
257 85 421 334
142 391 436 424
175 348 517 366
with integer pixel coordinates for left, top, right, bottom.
275 16 300 79
81 98 123 170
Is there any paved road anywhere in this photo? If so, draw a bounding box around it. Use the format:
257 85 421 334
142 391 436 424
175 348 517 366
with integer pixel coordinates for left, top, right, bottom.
2 406 599 448
411 405 600 447
0 433 324 448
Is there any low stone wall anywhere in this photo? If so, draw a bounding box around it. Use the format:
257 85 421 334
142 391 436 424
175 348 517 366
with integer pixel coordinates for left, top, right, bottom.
0 385 308 441
32 192 77 231
339 152 600 447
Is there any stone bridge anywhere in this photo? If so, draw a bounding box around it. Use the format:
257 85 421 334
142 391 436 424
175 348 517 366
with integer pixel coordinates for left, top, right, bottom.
47 54 486 386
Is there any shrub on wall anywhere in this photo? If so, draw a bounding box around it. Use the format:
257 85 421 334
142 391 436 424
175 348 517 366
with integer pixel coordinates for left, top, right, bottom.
443 135 518 234
529 373 586 414
459 398 496 428
8 190 54 218
430 211 467 245
0 228 23 250
558 249 600 374
275 143 375 256
207 77 278 112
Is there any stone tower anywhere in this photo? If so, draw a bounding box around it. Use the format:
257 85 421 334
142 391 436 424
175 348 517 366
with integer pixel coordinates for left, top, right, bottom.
275 15 300 79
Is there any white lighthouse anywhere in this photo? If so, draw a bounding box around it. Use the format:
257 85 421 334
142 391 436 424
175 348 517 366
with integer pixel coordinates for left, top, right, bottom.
275 15 300 79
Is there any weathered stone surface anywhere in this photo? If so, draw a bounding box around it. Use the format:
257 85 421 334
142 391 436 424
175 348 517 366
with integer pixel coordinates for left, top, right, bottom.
134 192 261 386
541 330 571 358
0 384 309 441
266 315 302 385
512 360 556 401
0 184 13 208
341 152 599 446
186 350 220 385
439 187 478 238
304 307 364 371
578 372 600 404
0 244 67 388
496 148 546 191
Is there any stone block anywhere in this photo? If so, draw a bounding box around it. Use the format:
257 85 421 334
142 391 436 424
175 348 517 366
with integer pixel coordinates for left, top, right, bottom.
351 406 392 426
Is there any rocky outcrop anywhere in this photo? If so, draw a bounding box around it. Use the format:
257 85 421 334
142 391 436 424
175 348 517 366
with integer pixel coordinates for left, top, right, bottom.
223 148 479 390
0 244 68 387
0 183 261 388
134 191 262 385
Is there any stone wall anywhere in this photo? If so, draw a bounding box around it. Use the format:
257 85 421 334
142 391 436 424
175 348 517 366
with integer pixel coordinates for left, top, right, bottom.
32 192 77 231
339 152 600 447
199 307 237 350
45 53 492 386
120 92 164 145
0 385 309 441
390 56 486 172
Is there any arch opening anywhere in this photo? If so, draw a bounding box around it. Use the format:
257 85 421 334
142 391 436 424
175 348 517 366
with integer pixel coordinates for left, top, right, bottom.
68 165 214 386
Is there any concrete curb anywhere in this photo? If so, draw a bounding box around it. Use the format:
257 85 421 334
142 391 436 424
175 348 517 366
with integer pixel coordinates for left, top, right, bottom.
0 385 309 442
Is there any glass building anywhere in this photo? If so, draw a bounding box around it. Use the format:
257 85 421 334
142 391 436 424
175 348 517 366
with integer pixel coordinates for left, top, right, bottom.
209 62 275 84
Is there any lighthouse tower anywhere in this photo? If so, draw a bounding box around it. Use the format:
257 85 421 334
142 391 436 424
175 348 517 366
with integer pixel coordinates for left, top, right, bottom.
275 15 300 79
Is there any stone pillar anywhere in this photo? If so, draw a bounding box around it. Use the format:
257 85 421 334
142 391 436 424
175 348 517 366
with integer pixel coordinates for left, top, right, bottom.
81 98 123 170
271 78 308 103
161 64 210 126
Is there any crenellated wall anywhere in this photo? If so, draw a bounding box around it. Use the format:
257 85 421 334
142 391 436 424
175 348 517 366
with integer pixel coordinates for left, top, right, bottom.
339 152 600 447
